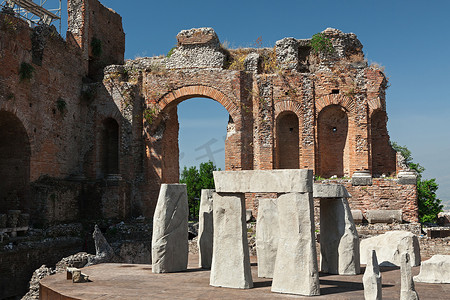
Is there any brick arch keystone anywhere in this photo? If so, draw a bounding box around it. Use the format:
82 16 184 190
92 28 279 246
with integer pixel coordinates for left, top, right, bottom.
368 97 383 115
153 85 240 122
315 94 355 117
274 100 302 120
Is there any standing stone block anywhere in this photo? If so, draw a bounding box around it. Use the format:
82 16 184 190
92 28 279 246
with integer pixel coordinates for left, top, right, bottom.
256 198 279 278
401 253 419 300
271 192 320 296
152 184 188 273
210 193 253 289
198 189 214 269
363 250 382 300
320 197 360 275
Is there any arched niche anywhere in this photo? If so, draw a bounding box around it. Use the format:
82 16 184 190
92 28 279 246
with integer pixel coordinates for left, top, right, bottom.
0 111 31 213
317 105 349 178
275 111 299 169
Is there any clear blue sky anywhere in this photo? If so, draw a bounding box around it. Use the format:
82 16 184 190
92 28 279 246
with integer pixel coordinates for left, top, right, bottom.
55 0 450 207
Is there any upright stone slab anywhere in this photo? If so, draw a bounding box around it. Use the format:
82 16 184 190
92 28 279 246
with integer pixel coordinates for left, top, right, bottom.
401 253 419 300
363 250 382 300
152 184 188 273
198 189 214 269
256 198 279 278
210 193 253 289
271 192 320 296
320 197 360 275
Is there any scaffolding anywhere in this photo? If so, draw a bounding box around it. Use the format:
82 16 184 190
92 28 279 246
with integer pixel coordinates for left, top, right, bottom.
1 0 61 33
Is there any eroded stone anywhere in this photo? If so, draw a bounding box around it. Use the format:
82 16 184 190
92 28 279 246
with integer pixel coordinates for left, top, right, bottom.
414 255 450 284
360 231 420 267
198 189 214 269
256 198 279 278
210 193 253 289
363 250 382 300
401 253 419 300
152 184 189 273
271 192 319 296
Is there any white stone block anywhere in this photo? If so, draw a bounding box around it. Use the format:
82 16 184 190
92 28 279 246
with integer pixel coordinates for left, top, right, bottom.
210 193 253 289
256 198 279 278
414 255 450 284
271 192 320 296
213 170 312 193
198 189 214 269
152 184 188 273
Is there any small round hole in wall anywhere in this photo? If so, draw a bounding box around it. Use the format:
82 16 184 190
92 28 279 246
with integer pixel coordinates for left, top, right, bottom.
332 127 337 132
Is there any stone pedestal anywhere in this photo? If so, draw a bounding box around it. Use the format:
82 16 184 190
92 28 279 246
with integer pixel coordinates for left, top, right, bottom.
256 198 279 278
152 184 188 273
210 193 253 289
271 192 320 296
198 189 214 269
352 170 372 186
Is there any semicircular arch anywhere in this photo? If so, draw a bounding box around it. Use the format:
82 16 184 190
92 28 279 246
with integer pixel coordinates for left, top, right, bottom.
315 94 355 117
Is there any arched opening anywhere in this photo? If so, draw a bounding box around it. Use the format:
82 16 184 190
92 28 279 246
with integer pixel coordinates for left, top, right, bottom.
317 105 349 178
371 110 395 176
275 111 299 169
0 111 31 213
100 118 119 177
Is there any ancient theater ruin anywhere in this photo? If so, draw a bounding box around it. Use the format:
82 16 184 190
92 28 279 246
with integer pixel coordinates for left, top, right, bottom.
0 0 423 298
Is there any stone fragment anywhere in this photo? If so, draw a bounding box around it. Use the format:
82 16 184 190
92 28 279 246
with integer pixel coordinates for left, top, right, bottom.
352 170 373 186
414 255 450 284
363 250 382 300
0 214 6 228
166 28 225 69
271 192 320 296
275 37 299 70
320 197 360 275
360 231 420 267
401 253 419 300
245 209 253 222
366 210 402 224
256 198 279 278
351 209 364 223
198 189 214 269
176 27 219 45
210 193 253 289
213 169 312 193
86 225 118 266
152 184 189 273
72 270 89 283
244 53 261 73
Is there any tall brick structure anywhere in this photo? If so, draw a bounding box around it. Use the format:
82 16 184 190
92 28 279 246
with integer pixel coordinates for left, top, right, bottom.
0 1 418 227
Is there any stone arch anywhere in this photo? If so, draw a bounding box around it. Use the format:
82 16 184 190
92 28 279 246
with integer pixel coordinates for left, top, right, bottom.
315 94 355 117
151 85 241 126
316 104 349 178
274 100 302 119
370 109 395 176
0 111 31 213
99 117 120 177
275 111 299 169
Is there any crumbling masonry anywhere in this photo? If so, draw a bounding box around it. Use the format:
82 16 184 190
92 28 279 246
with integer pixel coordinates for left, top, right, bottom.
0 1 418 229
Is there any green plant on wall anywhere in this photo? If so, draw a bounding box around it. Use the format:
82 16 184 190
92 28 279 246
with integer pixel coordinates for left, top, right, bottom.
19 62 34 81
91 37 102 57
143 106 160 125
56 98 67 113
167 46 176 58
310 33 334 54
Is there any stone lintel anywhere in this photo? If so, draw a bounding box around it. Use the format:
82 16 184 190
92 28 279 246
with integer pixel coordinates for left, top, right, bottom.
313 183 351 198
176 27 219 46
213 169 312 193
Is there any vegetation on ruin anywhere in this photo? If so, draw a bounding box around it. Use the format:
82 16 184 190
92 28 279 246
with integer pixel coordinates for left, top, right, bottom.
391 142 443 223
180 161 220 220
56 98 67 114
91 37 102 57
310 33 334 54
166 46 176 58
19 62 35 81
143 106 160 125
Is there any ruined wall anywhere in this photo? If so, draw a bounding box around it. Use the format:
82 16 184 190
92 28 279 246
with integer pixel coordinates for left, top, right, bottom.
103 27 410 218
